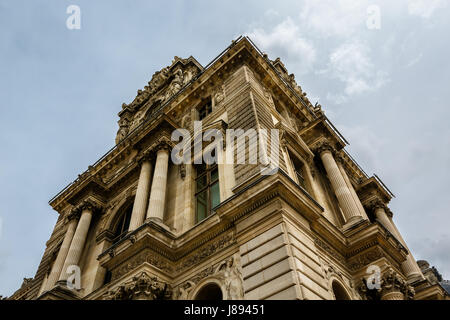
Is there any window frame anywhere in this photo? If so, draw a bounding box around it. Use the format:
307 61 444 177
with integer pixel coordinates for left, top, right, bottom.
194 163 220 224
112 203 133 244
197 96 213 121
287 149 307 190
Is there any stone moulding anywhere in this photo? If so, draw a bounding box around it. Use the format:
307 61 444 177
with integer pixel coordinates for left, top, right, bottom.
111 250 173 282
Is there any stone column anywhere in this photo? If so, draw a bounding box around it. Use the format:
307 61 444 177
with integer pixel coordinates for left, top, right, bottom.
389 217 424 281
128 156 153 231
336 156 368 220
146 144 170 222
317 143 363 226
44 211 79 290
371 200 423 281
59 201 96 282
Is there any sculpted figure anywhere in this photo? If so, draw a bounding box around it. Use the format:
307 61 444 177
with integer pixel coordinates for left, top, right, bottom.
177 280 195 300
223 258 244 300
115 118 129 144
165 69 184 101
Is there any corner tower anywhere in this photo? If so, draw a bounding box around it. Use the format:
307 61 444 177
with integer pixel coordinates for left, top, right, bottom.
9 37 447 300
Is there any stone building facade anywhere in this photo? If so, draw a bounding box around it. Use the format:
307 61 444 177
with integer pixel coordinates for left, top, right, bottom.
8 37 448 300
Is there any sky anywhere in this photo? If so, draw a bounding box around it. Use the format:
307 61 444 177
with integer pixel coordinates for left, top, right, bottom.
0 0 449 297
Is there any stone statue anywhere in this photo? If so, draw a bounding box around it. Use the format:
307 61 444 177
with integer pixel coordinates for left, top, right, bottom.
223 257 244 300
177 280 195 300
115 118 129 144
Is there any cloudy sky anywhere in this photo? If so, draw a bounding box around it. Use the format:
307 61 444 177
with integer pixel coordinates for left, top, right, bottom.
1 0 449 296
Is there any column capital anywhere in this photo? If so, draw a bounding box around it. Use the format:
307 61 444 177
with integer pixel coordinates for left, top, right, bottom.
155 141 172 153
380 268 415 300
335 153 345 165
74 199 103 215
357 268 415 300
367 198 392 216
313 140 336 156
137 150 155 165
66 209 81 222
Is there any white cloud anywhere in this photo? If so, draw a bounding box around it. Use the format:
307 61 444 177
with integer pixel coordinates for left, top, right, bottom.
408 0 448 18
405 52 423 68
412 235 450 279
321 41 389 101
246 17 316 74
299 0 368 37
337 124 386 173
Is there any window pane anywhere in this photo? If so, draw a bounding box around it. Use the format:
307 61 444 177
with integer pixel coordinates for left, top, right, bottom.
211 168 218 182
211 182 220 209
196 163 206 175
199 108 206 120
196 174 207 191
196 191 207 222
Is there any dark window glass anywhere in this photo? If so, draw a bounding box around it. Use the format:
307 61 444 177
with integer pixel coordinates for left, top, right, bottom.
195 164 220 223
290 153 306 189
198 97 213 120
112 203 133 244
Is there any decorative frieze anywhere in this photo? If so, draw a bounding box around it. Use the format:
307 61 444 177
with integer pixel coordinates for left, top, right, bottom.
314 237 345 264
112 250 173 282
175 233 236 272
348 247 384 271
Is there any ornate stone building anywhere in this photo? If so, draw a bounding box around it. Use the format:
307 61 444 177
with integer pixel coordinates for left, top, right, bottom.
8 37 448 300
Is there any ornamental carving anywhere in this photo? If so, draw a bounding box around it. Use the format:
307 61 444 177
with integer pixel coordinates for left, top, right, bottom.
72 200 103 216
313 141 335 156
314 237 345 263
357 268 414 300
115 118 130 145
175 233 236 272
175 254 244 300
116 56 201 143
271 57 314 108
103 271 172 300
214 85 225 106
348 248 384 271
112 250 173 281
66 208 81 222
221 255 244 300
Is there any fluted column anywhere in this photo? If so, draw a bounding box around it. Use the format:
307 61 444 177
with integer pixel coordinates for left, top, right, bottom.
336 156 368 220
371 200 423 281
128 156 153 231
389 217 424 281
45 211 79 290
317 143 362 226
59 201 96 282
146 144 170 222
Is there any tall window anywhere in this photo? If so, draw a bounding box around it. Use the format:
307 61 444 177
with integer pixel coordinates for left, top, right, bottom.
198 97 212 120
195 163 220 223
290 153 306 189
112 203 133 244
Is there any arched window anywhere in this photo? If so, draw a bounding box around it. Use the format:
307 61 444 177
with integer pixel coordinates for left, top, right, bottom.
112 202 133 244
194 283 223 300
332 280 351 300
